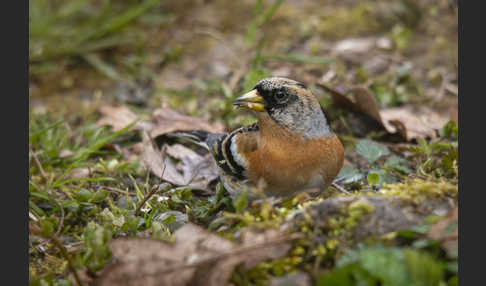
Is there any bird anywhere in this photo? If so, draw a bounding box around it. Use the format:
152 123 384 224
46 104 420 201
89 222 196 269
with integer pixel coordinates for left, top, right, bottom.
170 77 344 198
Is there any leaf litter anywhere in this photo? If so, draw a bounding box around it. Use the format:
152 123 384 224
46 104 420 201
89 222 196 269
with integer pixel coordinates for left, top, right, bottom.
150 107 225 138
97 105 223 190
93 223 293 286
319 84 451 141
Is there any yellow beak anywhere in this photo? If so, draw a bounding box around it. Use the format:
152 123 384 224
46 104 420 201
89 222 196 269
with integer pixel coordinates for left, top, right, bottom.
233 89 265 111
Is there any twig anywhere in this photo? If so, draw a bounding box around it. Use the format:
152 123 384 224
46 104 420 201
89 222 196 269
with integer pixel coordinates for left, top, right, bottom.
54 197 65 237
134 181 169 216
43 189 66 237
134 185 159 215
331 182 350 194
105 186 131 195
30 147 47 180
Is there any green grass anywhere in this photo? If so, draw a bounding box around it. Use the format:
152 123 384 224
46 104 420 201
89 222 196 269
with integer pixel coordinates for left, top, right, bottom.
29 0 165 79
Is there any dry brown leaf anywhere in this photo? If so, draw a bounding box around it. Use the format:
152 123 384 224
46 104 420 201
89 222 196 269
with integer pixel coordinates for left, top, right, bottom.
165 144 220 190
95 105 151 132
320 83 451 141
380 106 449 141
94 223 292 286
140 133 218 188
58 149 74 158
151 107 224 138
67 167 91 179
427 206 458 251
140 131 166 178
333 38 377 64
140 131 186 185
348 86 384 125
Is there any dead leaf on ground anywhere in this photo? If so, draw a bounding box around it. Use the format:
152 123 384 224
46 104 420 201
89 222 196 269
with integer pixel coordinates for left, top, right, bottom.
333 37 376 57
140 131 182 185
140 133 219 189
93 223 292 286
58 149 74 158
427 206 458 251
165 144 220 190
67 167 91 179
95 105 152 132
151 107 224 138
319 84 451 141
380 106 450 141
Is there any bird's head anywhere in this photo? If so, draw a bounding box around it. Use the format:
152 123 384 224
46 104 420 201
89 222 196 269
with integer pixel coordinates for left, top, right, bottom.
233 77 332 139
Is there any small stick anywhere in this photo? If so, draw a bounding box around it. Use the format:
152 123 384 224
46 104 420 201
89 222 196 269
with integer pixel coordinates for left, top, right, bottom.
30 147 47 180
134 184 159 215
332 182 350 194
54 198 65 237
105 186 130 195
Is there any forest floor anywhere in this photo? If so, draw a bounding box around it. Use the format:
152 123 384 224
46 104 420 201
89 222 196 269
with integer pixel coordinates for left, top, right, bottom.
29 0 458 285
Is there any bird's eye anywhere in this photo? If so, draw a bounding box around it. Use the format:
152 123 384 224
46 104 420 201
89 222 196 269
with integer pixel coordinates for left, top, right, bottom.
275 91 288 102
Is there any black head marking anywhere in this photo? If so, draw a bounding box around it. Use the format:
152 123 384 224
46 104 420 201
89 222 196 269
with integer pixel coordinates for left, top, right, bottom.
253 78 303 115
252 77 333 138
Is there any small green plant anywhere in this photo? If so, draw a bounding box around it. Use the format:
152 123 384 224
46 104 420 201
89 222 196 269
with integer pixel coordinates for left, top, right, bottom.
354 139 411 188
318 244 446 286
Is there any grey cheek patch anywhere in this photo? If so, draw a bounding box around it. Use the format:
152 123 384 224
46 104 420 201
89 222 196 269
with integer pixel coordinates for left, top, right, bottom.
269 101 332 139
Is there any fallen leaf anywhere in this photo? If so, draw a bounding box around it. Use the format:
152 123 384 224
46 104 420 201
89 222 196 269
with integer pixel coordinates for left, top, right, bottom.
140 132 219 188
165 144 220 190
380 106 449 141
319 84 450 141
58 149 74 158
67 167 91 179
140 131 186 185
94 223 292 286
333 37 376 56
95 105 151 132
150 107 224 138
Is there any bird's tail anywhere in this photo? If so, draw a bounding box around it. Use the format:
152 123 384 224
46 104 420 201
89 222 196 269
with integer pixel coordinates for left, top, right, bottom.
166 130 225 151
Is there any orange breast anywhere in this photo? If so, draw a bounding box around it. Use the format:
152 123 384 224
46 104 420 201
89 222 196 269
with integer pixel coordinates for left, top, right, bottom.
243 130 344 196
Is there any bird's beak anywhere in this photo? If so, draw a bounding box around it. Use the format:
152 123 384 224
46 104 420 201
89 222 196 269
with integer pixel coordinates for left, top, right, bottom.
233 89 265 111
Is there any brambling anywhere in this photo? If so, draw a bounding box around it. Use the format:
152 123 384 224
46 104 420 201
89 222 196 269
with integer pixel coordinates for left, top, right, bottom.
173 77 344 198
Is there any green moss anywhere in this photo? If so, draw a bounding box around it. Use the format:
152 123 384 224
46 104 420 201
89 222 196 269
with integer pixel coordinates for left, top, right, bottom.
378 179 458 203
30 252 69 280
345 200 376 230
